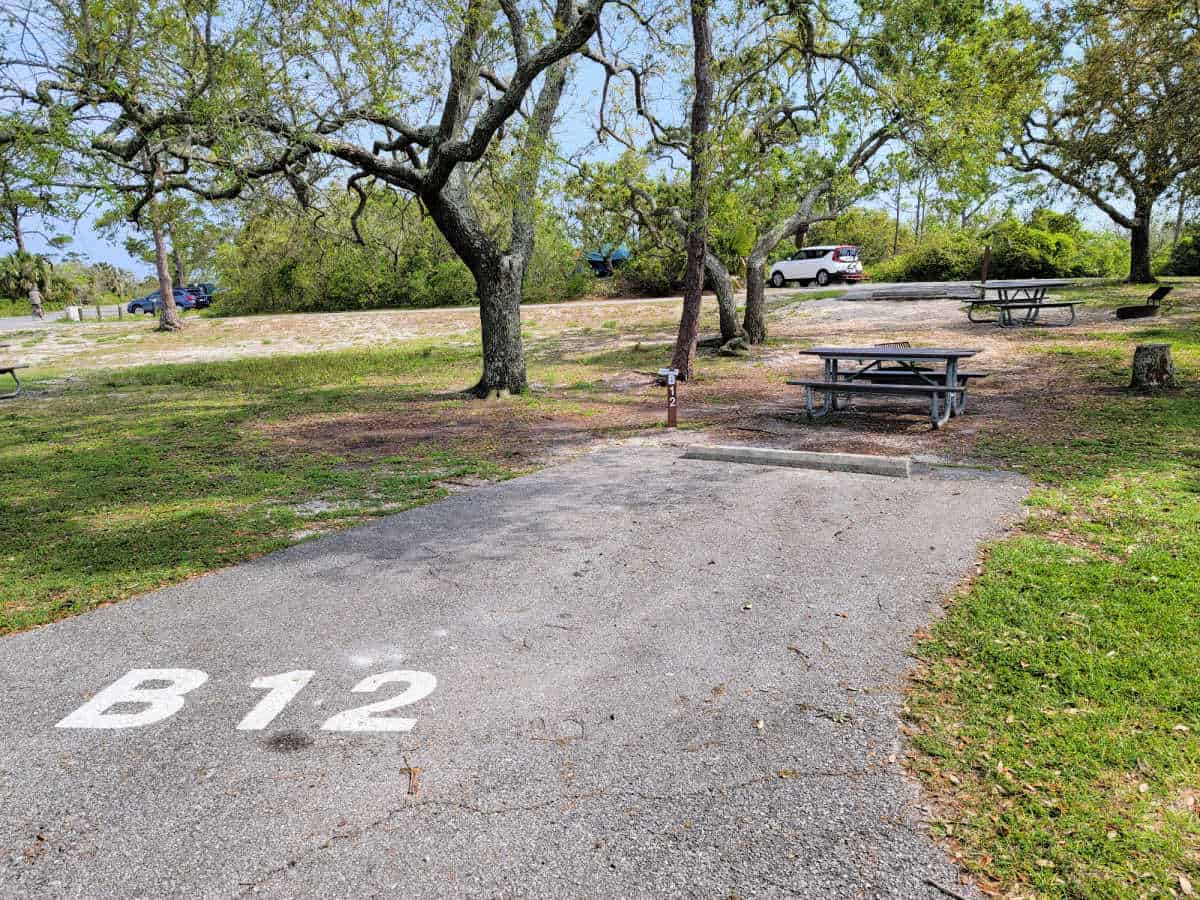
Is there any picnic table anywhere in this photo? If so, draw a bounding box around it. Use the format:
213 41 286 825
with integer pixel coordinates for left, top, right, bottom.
965 279 1081 326
787 345 984 429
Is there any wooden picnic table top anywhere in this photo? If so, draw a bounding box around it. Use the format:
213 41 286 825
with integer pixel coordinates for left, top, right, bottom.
970 279 1074 290
799 346 982 361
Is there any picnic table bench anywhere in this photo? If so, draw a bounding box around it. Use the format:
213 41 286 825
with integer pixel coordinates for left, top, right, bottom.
788 346 983 429
964 279 1082 327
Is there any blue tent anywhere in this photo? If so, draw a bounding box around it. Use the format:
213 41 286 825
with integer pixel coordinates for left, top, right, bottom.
584 245 631 276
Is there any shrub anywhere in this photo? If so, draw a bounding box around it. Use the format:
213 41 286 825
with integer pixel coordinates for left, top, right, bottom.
1159 226 1200 276
866 211 1129 282
214 190 591 315
870 230 981 281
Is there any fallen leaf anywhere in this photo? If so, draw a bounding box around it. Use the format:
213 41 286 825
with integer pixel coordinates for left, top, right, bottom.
1180 874 1194 896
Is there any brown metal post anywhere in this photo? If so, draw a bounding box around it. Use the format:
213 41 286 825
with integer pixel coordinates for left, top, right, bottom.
660 367 679 427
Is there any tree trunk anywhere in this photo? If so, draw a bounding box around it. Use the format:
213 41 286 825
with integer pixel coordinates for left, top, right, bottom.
1130 343 1176 390
10 209 25 253
169 227 186 289
793 221 809 251
892 177 902 256
741 180 835 345
742 253 768 344
704 251 740 343
151 221 183 331
1128 199 1155 283
670 0 713 381
471 257 527 397
1174 191 1186 246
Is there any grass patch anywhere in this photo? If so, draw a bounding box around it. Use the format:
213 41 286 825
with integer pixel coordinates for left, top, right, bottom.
906 318 1200 896
0 344 513 636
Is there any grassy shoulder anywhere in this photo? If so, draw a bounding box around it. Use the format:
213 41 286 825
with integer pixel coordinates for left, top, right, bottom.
0 343 519 636
905 319 1200 897
0 319 720 637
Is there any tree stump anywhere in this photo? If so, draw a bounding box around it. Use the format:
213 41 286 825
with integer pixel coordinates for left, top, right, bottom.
1130 343 1176 390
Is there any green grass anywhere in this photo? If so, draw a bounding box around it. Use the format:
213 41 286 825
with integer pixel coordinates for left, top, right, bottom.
906 317 1200 897
0 343 513 635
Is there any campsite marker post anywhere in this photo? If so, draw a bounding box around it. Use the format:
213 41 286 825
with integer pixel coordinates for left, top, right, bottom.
659 368 679 427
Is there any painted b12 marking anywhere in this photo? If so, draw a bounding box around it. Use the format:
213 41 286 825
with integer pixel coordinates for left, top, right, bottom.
55 668 437 733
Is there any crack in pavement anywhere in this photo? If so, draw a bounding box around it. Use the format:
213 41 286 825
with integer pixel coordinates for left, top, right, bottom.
235 767 877 893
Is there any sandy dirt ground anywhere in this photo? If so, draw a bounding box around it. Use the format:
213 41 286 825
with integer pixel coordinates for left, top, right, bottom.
9 286 1197 469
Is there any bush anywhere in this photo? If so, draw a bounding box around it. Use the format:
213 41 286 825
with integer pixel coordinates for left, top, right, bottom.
1159 226 1200 276
808 207 915 264
866 211 1129 282
870 230 981 281
214 190 591 315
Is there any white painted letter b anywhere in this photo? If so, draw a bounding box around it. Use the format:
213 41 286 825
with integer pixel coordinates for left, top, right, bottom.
56 668 209 729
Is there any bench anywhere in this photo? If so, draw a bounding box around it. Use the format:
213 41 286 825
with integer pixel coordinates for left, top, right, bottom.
964 299 1082 326
0 365 28 399
786 379 965 429
851 370 988 409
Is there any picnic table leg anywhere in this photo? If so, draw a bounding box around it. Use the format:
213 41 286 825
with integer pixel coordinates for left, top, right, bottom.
928 389 953 429
805 385 834 419
1027 289 1043 324
946 358 962 415
827 358 841 411
0 369 21 400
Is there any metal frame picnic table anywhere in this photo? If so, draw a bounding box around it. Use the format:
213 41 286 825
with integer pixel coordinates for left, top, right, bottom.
967 279 1076 326
795 346 982 428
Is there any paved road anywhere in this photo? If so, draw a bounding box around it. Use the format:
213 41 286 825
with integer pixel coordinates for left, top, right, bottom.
0 311 63 332
0 448 1025 898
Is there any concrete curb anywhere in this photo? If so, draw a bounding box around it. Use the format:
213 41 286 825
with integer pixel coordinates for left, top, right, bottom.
682 444 911 478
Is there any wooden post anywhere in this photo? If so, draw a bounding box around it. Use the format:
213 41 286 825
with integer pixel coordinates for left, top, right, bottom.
659 367 679 427
981 244 991 283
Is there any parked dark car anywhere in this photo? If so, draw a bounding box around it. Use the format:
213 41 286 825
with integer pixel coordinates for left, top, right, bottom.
127 289 199 315
185 283 217 308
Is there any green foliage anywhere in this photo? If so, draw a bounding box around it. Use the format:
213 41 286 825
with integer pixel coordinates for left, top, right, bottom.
1160 226 1200 276
870 229 981 281
986 211 1129 278
808 207 915 263
0 251 83 309
871 209 1129 281
214 189 590 314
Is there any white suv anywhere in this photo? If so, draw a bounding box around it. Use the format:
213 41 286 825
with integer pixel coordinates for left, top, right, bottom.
768 245 864 287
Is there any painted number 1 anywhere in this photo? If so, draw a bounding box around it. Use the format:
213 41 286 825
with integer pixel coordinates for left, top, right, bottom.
56 668 437 733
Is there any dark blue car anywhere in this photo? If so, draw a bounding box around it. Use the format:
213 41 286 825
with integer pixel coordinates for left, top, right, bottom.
127 289 199 315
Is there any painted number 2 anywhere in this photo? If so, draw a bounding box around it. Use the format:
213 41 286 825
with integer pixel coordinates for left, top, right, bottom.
56 668 437 733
